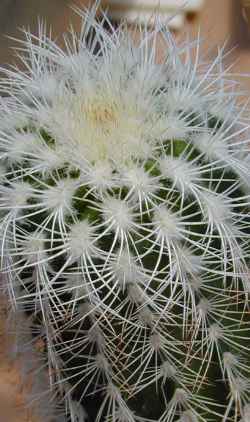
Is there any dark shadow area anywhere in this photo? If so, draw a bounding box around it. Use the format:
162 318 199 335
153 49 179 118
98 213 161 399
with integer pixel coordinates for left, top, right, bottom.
232 0 250 49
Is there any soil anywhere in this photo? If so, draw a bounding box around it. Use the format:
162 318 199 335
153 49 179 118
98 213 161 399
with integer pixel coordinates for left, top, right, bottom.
0 297 40 422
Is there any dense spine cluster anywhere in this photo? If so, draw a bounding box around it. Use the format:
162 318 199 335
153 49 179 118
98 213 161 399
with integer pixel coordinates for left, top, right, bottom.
0 4 250 422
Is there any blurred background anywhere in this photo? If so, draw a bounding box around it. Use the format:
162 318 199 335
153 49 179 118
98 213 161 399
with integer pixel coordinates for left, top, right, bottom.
0 1 250 421
0 0 250 88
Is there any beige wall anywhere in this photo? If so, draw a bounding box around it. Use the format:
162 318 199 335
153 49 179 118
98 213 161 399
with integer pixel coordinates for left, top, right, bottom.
186 0 250 91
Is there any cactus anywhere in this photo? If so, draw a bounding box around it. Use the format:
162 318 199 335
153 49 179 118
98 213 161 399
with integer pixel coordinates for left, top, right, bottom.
0 4 250 422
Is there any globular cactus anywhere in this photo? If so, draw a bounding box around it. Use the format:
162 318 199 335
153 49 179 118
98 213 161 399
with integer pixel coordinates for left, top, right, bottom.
0 4 250 422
